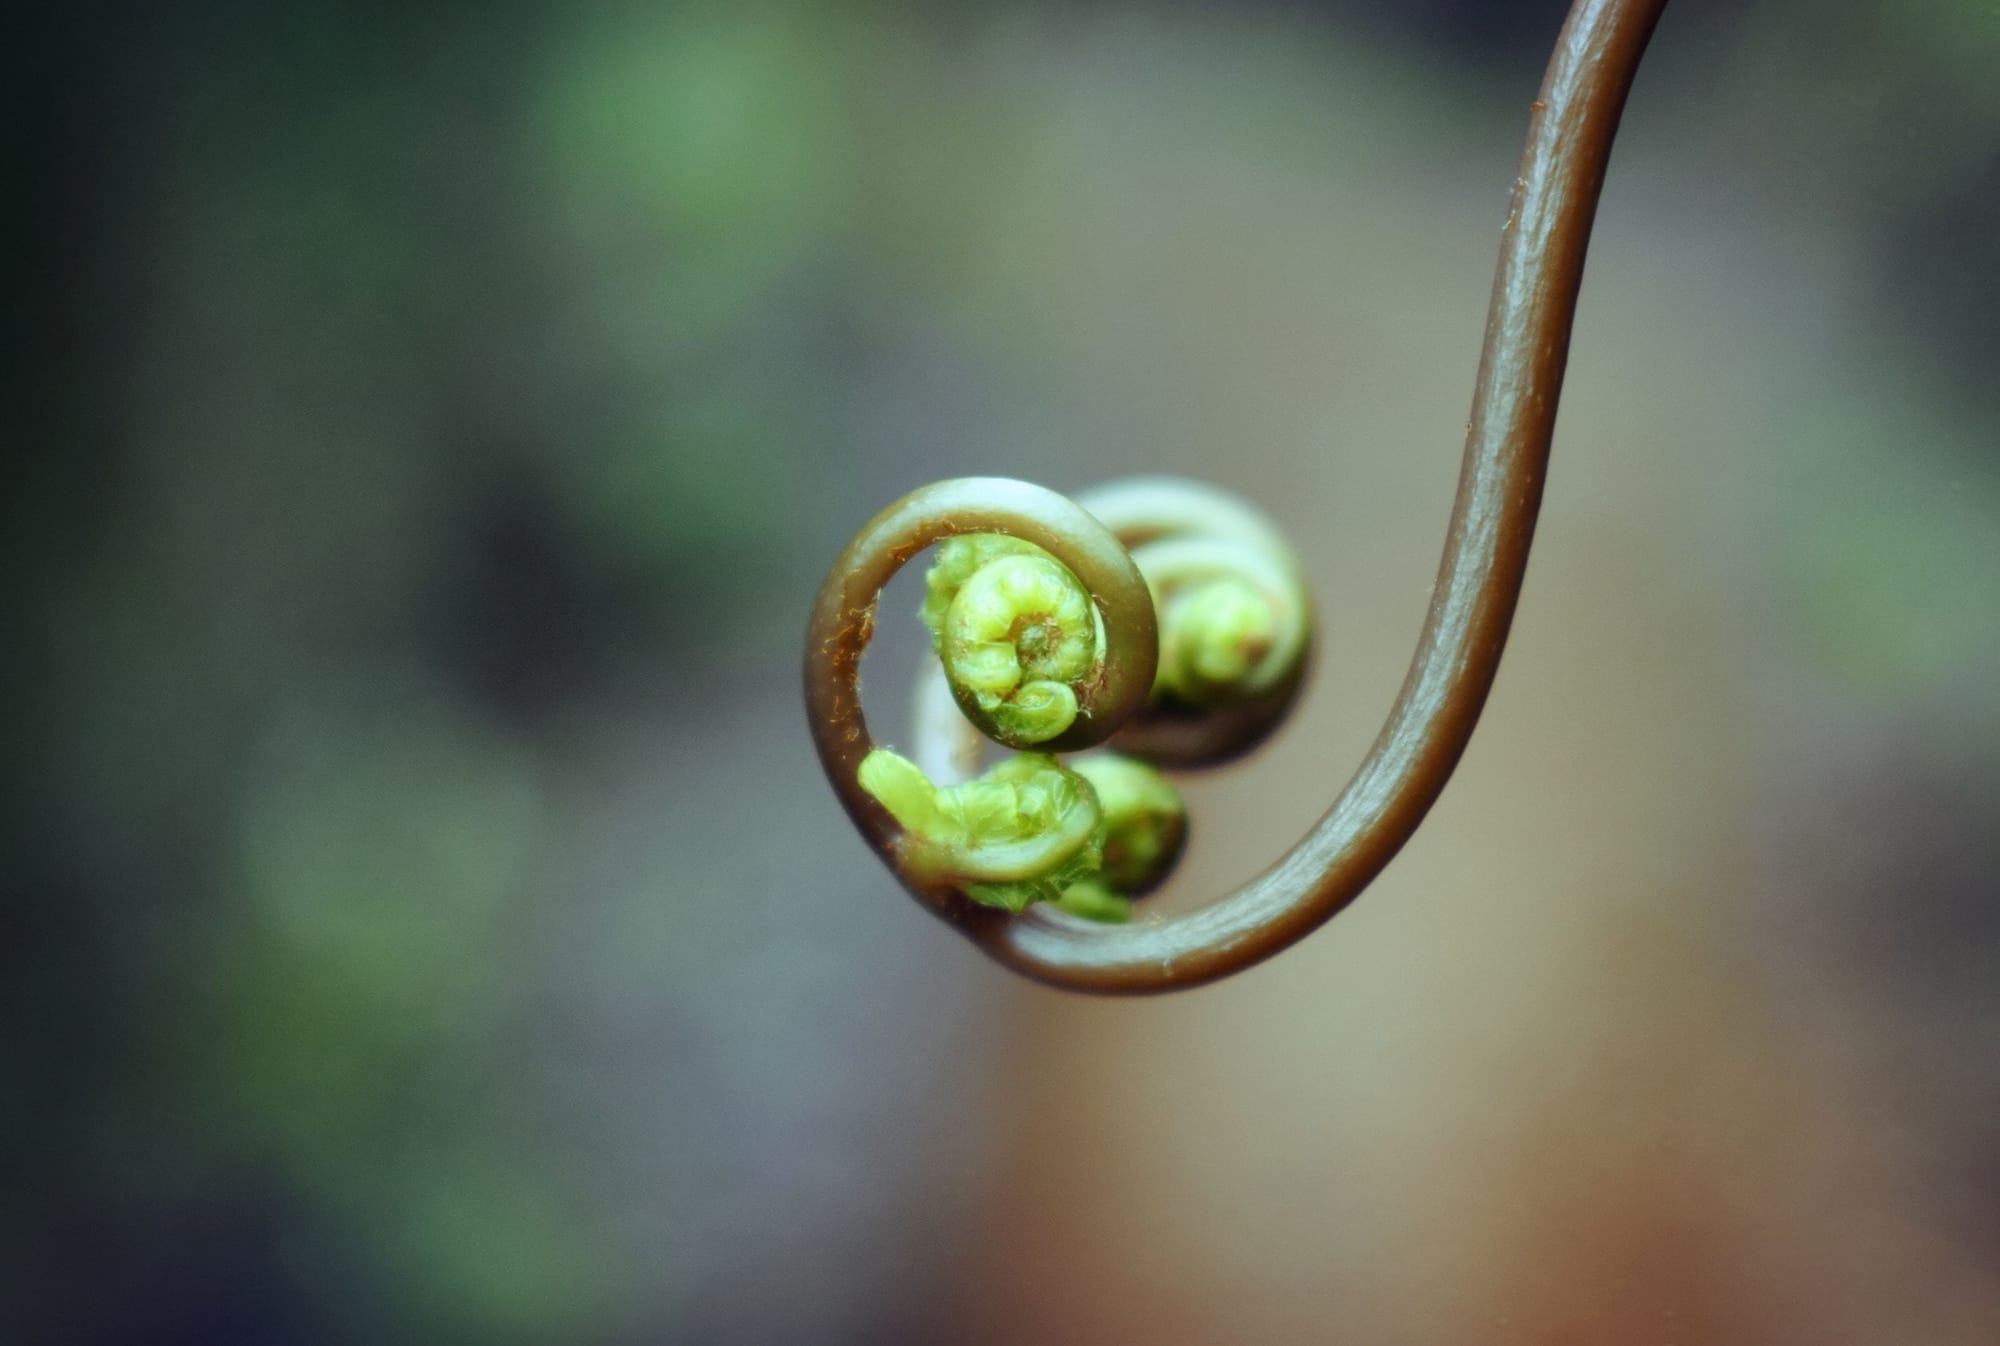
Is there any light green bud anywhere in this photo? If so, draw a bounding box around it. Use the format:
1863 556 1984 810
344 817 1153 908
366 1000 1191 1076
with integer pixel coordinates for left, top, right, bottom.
1070 753 1188 896
921 535 1103 746
857 748 1104 913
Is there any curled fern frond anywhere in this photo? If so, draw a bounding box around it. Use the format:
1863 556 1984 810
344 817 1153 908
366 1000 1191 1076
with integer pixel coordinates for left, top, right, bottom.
1045 754 1191 925
806 0 1670 992
1069 754 1187 898
822 482 1259 925
921 535 1105 747
1078 477 1313 766
857 748 1102 912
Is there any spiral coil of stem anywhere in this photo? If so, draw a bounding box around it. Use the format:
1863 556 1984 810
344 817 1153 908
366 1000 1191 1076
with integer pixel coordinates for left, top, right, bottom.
805 0 1670 993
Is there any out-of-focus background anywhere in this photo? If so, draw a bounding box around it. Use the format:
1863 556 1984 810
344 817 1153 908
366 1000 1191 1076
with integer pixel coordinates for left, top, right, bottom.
8 0 1998 1341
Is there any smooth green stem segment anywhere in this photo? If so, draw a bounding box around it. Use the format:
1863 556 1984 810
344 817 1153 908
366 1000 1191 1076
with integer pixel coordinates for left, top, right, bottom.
805 0 1668 992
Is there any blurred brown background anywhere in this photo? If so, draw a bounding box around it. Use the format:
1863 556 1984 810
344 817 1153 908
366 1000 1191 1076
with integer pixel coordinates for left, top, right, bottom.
8 1 1998 1343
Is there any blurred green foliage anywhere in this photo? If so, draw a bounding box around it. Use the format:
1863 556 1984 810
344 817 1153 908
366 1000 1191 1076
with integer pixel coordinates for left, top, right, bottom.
1780 388 2000 705
9 1 1998 1342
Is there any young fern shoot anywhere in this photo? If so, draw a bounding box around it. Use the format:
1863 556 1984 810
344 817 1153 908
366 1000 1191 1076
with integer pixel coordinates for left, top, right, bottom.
822 475 1307 933
807 0 1671 993
921 534 1106 748
1079 477 1314 767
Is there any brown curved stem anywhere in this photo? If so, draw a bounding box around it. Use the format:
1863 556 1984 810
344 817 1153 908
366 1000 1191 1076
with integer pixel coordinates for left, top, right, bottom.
808 0 1667 991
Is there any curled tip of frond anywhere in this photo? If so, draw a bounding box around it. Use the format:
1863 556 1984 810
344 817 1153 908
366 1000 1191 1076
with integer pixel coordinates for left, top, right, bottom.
1158 577 1282 703
1070 753 1188 897
1076 478 1314 767
857 748 1103 912
812 0 1670 991
923 536 1104 747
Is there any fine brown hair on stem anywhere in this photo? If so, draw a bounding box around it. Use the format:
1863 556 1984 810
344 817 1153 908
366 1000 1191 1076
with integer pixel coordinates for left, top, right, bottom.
805 0 1670 993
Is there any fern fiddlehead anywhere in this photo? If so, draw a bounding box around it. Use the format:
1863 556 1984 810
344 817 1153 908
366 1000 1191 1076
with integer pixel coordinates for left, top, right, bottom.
1068 753 1187 898
811 472 1302 939
805 0 1670 993
920 534 1105 748
856 748 1104 913
1079 476 1313 767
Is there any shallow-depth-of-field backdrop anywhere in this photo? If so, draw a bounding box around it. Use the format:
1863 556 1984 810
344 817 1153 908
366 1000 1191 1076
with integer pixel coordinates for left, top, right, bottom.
10 2 1999 1342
